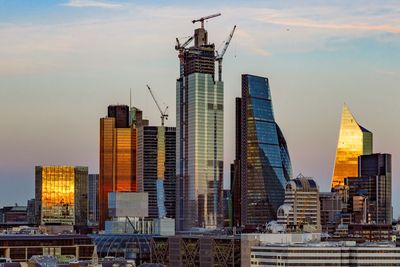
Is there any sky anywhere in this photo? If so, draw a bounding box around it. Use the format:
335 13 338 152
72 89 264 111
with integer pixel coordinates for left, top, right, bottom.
0 0 399 216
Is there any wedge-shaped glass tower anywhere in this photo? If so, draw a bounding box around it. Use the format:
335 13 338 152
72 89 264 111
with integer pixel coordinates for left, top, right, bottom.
331 104 372 189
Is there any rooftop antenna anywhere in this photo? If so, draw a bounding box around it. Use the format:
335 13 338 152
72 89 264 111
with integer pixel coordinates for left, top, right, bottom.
129 88 132 109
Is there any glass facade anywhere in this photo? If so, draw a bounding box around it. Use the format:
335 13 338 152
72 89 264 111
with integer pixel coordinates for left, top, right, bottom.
176 31 224 230
35 166 88 225
99 105 140 230
88 174 99 226
241 74 292 225
331 104 372 189
358 153 392 224
137 126 176 219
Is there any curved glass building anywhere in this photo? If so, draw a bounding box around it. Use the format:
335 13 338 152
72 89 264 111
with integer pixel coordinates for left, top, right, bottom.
240 74 292 226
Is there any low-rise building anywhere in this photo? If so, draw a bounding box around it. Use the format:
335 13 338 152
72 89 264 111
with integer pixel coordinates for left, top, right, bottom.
151 235 241 266
0 234 94 263
250 241 400 267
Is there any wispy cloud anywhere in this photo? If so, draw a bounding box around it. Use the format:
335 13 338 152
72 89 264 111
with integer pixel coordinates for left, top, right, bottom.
376 69 397 76
62 0 122 9
1 2 400 75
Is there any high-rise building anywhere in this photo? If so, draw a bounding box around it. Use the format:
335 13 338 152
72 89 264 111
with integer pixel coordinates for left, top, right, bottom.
331 104 372 189
99 105 143 229
231 97 242 227
240 74 292 226
345 153 392 224
137 126 176 219
88 174 99 226
277 175 321 232
35 166 88 225
359 153 392 224
176 22 224 230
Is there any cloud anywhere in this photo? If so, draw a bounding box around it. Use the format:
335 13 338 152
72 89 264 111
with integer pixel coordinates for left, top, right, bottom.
1 2 400 75
62 0 122 9
376 69 397 76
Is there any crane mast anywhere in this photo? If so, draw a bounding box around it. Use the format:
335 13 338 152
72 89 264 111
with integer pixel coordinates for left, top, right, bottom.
146 84 168 126
215 25 236 81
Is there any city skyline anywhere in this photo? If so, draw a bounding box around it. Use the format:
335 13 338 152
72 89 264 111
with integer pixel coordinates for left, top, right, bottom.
0 0 400 217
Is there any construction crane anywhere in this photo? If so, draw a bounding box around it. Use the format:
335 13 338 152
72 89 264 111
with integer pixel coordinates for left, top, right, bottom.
192 13 221 29
215 25 236 81
146 84 168 126
175 36 194 51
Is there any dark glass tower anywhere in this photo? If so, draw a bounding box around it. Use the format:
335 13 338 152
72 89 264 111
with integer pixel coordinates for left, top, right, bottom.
240 74 292 226
359 153 392 224
231 97 242 227
88 174 99 226
137 126 176 219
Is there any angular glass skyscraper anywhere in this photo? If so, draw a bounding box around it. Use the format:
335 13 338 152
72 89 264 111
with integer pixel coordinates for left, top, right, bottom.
240 74 292 225
176 24 224 230
331 104 372 189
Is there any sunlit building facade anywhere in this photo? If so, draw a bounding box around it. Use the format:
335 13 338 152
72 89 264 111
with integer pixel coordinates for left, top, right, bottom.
176 25 224 230
35 166 88 225
99 105 143 230
277 175 321 232
240 74 292 226
331 104 372 189
137 126 176 219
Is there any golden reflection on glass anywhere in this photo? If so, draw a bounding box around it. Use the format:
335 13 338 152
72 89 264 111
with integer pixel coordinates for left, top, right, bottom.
331 104 372 189
41 166 75 224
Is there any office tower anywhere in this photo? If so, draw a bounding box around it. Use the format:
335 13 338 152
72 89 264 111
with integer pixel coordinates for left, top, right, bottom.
176 22 224 230
331 104 372 189
319 192 343 234
345 153 392 224
99 105 143 230
27 198 36 224
35 166 88 225
137 126 176 219
277 175 321 232
240 74 292 226
88 174 99 226
359 153 392 224
231 97 242 227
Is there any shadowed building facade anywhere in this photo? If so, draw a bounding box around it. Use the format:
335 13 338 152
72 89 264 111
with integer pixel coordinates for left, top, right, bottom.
345 153 392 224
240 74 292 226
176 23 224 230
99 105 143 230
331 104 372 189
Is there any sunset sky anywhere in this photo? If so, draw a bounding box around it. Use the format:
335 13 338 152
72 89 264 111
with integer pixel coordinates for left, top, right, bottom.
0 0 399 216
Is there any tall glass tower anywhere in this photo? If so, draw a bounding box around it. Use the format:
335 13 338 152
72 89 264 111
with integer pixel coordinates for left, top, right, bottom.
240 74 292 225
331 104 372 189
176 24 224 230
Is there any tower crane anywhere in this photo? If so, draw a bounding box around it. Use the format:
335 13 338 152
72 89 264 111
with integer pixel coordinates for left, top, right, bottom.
146 85 168 126
192 13 221 29
215 25 236 81
175 36 194 51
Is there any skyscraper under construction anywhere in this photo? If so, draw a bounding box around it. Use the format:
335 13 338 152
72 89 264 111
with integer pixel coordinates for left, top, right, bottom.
176 14 231 230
